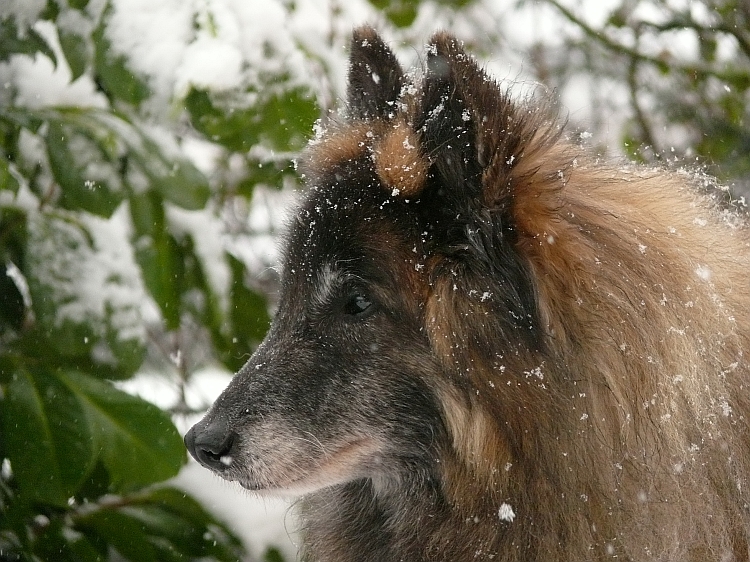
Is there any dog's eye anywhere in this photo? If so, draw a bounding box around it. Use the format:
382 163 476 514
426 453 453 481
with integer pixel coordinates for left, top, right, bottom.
343 293 373 317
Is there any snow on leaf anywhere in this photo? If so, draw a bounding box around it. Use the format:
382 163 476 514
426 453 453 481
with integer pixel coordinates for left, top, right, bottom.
25 205 147 370
166 204 231 316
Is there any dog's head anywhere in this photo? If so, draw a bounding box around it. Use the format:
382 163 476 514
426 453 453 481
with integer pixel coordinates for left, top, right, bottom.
185 26 563 497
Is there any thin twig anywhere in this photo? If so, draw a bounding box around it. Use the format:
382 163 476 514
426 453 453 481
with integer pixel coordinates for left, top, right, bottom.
545 0 750 84
638 18 750 60
627 27 659 157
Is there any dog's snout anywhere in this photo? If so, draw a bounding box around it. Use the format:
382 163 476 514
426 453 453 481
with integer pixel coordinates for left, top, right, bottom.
184 420 237 472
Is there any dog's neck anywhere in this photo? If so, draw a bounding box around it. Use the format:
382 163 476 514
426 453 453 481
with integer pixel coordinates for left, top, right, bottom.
299 478 439 562
299 473 518 562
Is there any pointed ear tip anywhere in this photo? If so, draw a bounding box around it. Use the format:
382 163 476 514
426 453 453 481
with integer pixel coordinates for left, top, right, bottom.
352 24 381 46
428 30 453 42
427 31 464 57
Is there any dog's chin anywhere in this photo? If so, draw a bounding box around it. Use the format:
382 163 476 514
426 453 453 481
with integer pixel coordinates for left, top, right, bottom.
232 438 383 498
238 477 343 498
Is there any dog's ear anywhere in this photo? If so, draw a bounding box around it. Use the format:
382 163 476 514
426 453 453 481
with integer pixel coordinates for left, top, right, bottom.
415 33 547 353
415 33 560 213
347 26 404 120
415 32 491 208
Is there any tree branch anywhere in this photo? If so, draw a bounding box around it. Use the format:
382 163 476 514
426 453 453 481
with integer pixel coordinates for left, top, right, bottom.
545 0 750 84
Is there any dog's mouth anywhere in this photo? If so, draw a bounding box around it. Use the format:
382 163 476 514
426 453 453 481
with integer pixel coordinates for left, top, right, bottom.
231 437 382 497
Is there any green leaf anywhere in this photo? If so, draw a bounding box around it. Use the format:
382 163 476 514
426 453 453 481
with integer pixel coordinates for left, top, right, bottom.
39 0 61 21
58 371 186 491
20 106 209 213
172 224 226 329
606 8 628 28
0 207 27 333
0 261 25 332
75 460 113 504
128 137 210 210
133 233 183 330
59 31 89 82
0 18 57 66
2 369 97 506
124 487 245 560
236 158 293 196
77 508 156 561
723 71 750 93
0 106 43 133
154 159 211 210
73 487 246 561
185 86 318 153
46 121 125 217
0 157 20 194
367 0 419 27
184 88 251 152
264 546 287 562
24 210 147 375
92 15 149 105
215 254 270 371
698 32 718 63
25 213 97 358
129 191 183 329
254 88 319 152
33 517 105 562
229 254 270 343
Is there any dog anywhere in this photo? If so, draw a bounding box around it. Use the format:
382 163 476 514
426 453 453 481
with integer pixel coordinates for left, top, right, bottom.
185 26 750 561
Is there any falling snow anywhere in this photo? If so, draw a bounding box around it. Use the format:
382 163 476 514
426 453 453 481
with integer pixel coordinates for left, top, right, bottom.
498 503 515 523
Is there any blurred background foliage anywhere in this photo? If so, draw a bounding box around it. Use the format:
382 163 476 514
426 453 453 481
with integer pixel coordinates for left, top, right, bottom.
0 0 748 560
536 0 750 194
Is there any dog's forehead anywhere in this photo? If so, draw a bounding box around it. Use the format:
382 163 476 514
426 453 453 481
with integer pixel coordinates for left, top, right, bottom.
279 116 430 305
283 180 387 280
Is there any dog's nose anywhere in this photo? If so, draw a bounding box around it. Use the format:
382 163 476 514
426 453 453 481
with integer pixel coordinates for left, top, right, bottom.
184 420 237 471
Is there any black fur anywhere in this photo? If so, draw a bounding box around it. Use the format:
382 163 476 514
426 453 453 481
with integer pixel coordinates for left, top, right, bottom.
347 26 404 120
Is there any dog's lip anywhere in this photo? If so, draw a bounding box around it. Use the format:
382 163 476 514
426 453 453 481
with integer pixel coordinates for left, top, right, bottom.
233 437 380 494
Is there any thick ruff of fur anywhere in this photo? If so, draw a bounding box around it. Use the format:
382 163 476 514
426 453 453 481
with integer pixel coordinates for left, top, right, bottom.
187 26 750 561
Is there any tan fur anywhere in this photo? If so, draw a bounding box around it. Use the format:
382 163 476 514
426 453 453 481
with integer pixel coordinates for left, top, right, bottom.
373 120 428 197
425 135 750 559
302 122 378 178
